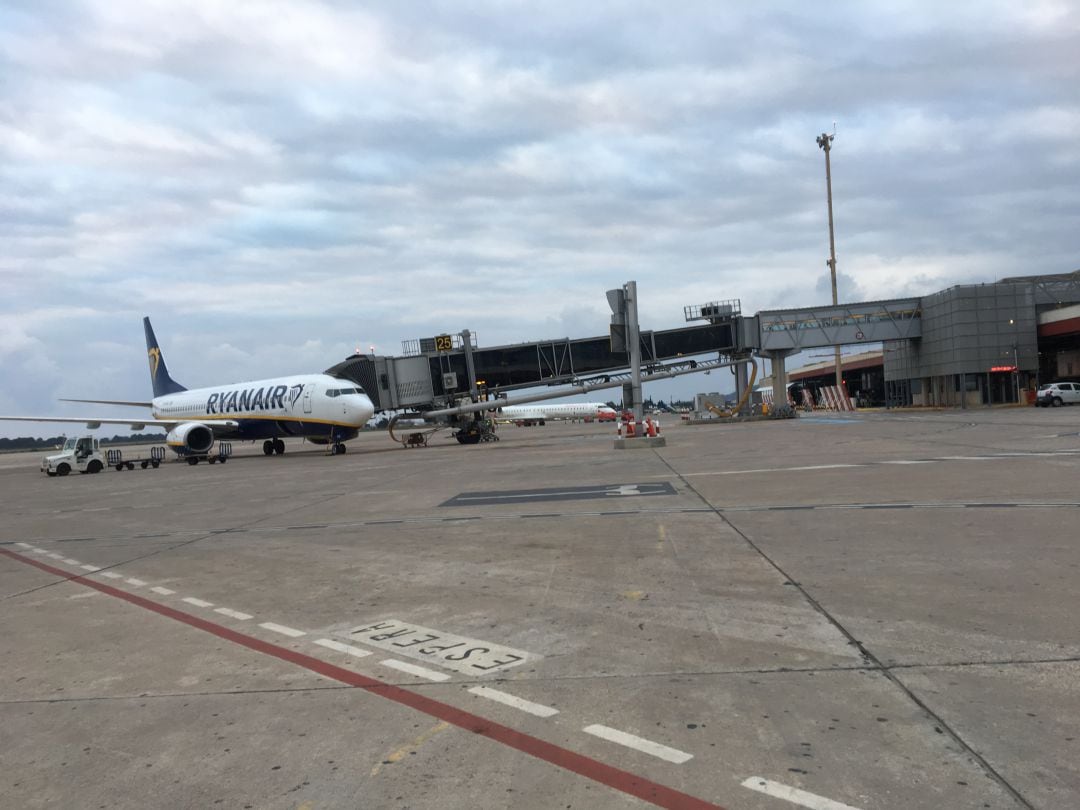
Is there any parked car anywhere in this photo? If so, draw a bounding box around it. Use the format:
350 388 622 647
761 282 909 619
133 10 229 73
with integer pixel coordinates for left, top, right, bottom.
1034 382 1080 407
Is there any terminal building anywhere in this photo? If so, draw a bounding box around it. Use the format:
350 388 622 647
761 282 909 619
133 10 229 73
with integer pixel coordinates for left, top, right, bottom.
883 270 1080 407
787 350 885 407
757 270 1080 408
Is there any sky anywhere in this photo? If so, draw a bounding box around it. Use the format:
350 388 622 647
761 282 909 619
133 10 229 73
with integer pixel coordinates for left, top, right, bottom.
1 1 1078 434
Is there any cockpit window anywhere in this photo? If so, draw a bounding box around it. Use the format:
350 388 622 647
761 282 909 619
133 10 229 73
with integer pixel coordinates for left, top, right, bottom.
326 386 365 397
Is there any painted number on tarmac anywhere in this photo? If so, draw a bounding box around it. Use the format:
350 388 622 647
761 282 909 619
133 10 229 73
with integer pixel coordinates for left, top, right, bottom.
344 619 535 676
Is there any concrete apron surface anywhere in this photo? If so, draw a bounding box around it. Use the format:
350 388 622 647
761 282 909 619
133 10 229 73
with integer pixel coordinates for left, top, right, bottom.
1 407 1078 810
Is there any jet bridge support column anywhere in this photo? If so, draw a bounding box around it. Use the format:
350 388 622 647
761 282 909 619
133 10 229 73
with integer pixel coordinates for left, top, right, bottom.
462 329 479 403
607 280 644 422
767 350 792 411
735 360 749 416
626 281 644 423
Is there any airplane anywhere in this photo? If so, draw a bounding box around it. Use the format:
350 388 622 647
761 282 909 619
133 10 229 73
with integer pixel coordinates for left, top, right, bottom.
495 401 617 426
0 318 376 460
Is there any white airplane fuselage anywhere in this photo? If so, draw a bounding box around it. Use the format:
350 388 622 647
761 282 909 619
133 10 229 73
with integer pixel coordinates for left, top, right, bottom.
497 402 615 424
152 373 374 447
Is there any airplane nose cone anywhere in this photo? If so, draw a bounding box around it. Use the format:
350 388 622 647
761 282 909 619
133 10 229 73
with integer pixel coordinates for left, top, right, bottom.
361 396 375 422
350 395 375 425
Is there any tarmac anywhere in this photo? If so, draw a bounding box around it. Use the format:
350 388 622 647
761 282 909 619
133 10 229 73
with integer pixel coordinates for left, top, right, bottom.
1 407 1078 810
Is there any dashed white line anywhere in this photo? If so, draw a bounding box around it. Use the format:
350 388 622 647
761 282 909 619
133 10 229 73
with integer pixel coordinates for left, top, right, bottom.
125 578 146 587
313 638 372 658
214 607 253 621
182 597 214 608
63 558 81 566
673 451 1080 480
30 548 50 554
259 622 306 638
80 564 101 572
995 451 1078 457
741 777 864 810
582 724 693 764
784 463 862 471
99 571 124 579
682 463 861 477
468 686 559 717
150 586 176 595
47 552 65 559
16 542 32 548
379 659 451 682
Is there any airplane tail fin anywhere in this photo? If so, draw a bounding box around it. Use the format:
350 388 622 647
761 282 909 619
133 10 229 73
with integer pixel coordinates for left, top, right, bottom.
143 317 187 397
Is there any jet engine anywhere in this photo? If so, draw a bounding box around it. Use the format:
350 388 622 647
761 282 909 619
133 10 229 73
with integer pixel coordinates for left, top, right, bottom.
166 422 215 454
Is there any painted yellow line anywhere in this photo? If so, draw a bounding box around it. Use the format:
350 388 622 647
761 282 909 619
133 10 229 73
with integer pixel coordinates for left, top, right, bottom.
370 721 451 778
154 414 361 428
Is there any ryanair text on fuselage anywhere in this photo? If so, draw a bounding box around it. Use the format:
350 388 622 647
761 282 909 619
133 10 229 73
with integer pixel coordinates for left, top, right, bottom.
205 384 303 415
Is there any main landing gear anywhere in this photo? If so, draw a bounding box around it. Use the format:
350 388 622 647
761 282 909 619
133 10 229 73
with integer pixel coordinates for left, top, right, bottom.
262 438 286 456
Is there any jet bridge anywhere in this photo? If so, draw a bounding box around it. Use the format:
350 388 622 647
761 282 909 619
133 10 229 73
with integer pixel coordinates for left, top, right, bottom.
743 298 922 412
750 298 922 352
325 321 739 414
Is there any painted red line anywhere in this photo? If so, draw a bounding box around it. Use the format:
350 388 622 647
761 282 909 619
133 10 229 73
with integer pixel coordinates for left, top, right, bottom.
2 548 725 810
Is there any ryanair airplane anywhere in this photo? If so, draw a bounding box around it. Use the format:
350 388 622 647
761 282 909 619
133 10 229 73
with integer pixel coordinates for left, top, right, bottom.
0 318 376 458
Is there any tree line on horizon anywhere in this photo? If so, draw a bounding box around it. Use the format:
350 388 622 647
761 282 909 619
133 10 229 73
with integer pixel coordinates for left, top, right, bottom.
0 433 167 452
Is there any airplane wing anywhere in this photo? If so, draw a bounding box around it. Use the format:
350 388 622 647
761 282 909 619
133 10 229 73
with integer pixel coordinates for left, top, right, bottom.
59 398 154 407
0 415 239 431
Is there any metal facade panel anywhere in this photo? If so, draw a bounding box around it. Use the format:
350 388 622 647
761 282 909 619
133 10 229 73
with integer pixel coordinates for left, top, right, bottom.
884 283 1038 380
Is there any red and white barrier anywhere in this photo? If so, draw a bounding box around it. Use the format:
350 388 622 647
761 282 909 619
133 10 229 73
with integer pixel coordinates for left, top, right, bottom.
618 417 662 438
816 385 856 412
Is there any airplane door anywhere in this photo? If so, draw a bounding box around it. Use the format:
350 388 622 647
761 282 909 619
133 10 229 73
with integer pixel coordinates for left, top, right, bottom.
303 385 313 414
